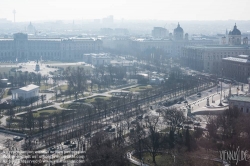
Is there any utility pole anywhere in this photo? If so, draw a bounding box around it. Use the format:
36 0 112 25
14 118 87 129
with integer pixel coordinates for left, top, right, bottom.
218 79 223 106
13 10 16 23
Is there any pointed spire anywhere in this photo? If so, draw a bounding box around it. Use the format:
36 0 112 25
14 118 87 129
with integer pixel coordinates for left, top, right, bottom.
234 23 237 29
178 22 180 27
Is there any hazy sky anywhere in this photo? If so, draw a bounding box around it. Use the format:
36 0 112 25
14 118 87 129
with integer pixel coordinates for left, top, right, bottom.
1 0 250 22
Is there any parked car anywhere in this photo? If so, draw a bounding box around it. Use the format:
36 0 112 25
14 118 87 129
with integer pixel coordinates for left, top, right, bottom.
108 128 115 132
68 143 76 148
64 140 70 145
136 115 143 120
49 147 56 151
103 126 112 132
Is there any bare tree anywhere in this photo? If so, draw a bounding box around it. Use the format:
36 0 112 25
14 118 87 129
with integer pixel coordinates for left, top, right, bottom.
143 115 167 163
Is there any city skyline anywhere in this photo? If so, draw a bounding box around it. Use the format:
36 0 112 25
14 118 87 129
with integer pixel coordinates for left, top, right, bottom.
0 0 250 22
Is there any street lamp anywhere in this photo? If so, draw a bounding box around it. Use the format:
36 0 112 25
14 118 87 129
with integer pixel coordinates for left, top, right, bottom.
218 78 223 106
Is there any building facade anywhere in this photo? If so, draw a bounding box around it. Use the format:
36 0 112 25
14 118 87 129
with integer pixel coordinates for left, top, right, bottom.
182 45 249 74
151 27 169 38
83 53 111 66
229 95 250 113
11 84 39 101
228 24 241 45
130 23 214 57
181 24 250 75
222 55 250 83
0 33 103 62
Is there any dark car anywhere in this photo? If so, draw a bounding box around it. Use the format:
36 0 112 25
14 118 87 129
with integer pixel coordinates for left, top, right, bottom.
68 143 76 148
136 115 143 120
13 136 23 141
50 147 56 151
64 140 70 145
184 100 188 103
48 147 56 154
103 126 112 132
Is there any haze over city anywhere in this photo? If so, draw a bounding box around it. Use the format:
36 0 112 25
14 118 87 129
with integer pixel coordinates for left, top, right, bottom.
0 0 250 165
1 0 250 21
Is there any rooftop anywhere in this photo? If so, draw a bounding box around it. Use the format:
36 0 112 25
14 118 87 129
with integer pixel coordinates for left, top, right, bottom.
19 84 39 92
229 95 250 102
185 45 248 50
223 57 250 63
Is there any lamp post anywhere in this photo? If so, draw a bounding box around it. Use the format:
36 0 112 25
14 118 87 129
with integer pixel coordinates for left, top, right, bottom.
218 78 223 106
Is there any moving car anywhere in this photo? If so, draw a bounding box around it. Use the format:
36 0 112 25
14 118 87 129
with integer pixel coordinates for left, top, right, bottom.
108 128 115 132
13 136 23 141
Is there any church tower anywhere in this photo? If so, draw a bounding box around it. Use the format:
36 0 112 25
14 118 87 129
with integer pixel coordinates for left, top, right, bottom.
174 23 184 40
228 23 241 45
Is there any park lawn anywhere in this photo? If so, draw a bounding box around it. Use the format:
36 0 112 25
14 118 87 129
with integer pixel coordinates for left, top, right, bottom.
60 96 110 109
59 102 87 109
84 96 111 103
2 89 10 98
87 84 99 92
40 84 53 90
33 107 61 117
124 85 152 92
133 152 173 166
50 93 88 102
60 103 70 109
136 152 222 166
56 85 68 91
0 67 13 74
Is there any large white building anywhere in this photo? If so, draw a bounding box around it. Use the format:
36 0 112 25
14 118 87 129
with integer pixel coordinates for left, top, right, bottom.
11 84 39 101
0 33 102 62
83 53 111 66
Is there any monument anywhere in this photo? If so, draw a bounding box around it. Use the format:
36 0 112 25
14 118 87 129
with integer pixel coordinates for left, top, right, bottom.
206 97 210 106
35 60 40 71
187 105 192 117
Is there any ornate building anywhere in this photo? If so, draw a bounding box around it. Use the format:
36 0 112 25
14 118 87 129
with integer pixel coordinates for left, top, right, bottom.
182 24 249 75
228 24 241 45
174 23 184 40
127 23 214 57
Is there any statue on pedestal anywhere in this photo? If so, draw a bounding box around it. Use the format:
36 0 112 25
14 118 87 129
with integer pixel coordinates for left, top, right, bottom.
206 97 210 106
35 59 40 71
